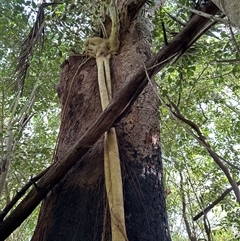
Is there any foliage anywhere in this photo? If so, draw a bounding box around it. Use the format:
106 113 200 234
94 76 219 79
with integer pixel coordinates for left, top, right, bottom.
0 0 240 240
153 1 240 240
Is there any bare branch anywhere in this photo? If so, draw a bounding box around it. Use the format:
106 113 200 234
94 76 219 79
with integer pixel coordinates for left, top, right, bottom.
193 180 240 221
229 25 240 56
215 58 240 63
177 2 230 25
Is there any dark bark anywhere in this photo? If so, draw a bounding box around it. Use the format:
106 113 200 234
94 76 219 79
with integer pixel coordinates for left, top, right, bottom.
31 19 170 241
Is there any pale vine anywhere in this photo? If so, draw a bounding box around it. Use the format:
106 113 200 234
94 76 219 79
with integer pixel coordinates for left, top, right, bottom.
84 1 127 240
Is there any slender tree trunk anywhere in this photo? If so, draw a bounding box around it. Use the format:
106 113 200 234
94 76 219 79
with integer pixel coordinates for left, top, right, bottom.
32 13 170 241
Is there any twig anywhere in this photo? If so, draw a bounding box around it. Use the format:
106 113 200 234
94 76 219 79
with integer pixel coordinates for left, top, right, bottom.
215 58 240 63
164 9 186 27
229 25 240 56
177 3 230 25
193 180 240 221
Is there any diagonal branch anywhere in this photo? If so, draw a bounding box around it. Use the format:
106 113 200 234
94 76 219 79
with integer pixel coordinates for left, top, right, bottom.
162 97 240 203
177 2 230 25
193 180 240 221
0 2 220 240
148 1 219 76
0 167 50 223
229 25 240 56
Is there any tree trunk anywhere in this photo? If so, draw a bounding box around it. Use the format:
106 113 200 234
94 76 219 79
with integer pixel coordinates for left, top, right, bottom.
31 17 170 241
211 0 240 29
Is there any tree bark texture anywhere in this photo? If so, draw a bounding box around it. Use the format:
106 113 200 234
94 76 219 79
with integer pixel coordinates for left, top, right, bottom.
211 0 240 29
31 21 170 241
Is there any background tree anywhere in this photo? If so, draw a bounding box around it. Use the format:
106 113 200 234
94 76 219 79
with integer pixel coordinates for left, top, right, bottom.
0 0 240 241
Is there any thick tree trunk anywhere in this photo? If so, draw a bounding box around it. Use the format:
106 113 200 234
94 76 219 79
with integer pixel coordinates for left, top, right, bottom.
31 20 170 241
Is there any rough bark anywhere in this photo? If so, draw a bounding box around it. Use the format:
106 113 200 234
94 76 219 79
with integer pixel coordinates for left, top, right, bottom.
211 0 240 29
31 18 170 241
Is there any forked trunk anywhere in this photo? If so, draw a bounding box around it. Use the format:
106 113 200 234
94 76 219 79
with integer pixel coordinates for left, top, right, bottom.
32 20 170 241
